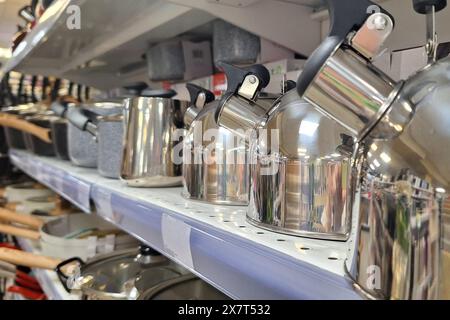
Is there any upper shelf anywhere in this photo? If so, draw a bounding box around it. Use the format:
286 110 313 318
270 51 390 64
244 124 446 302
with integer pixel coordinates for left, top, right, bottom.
0 0 321 90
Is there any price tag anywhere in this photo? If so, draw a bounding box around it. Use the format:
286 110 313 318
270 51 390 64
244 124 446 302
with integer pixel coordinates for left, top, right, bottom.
75 180 91 212
161 213 194 269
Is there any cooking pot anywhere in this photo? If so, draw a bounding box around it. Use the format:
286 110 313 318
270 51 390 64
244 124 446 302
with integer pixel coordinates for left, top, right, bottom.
121 89 189 187
139 274 230 300
215 62 353 240
67 108 123 179
1 105 43 149
4 182 54 203
55 246 184 300
22 113 57 157
182 83 250 205
67 101 123 168
297 0 449 299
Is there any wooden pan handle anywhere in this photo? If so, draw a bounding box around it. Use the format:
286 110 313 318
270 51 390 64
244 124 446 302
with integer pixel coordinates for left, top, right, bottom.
0 208 44 229
0 248 61 270
0 114 52 144
0 224 41 240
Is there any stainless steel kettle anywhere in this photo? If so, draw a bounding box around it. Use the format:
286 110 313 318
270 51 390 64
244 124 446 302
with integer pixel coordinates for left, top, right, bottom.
182 83 249 205
297 0 449 300
215 63 354 240
120 89 189 187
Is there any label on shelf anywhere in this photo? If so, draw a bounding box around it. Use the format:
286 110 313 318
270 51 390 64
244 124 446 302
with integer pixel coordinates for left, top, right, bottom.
161 213 194 269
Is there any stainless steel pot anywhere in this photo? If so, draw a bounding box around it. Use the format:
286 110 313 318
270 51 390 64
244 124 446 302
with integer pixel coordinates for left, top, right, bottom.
56 246 184 300
215 63 353 240
120 89 189 187
182 84 249 205
67 101 123 168
297 0 449 300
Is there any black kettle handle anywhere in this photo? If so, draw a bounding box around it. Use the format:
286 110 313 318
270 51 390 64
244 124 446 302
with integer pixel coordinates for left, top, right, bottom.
186 83 215 106
55 257 85 293
413 0 447 13
297 0 393 97
218 61 270 95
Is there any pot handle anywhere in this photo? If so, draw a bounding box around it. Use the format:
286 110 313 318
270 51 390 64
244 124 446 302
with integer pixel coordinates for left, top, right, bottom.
55 257 85 293
7 286 46 300
297 0 393 96
186 83 215 108
0 248 61 270
66 107 98 136
0 207 44 230
50 101 70 117
0 224 41 240
0 114 52 143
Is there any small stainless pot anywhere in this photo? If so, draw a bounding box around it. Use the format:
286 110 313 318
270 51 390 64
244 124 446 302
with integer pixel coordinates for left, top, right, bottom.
120 90 189 187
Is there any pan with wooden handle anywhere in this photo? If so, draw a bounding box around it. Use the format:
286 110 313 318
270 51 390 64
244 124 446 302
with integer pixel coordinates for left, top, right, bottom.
0 224 41 240
0 247 61 270
0 207 45 230
0 114 52 144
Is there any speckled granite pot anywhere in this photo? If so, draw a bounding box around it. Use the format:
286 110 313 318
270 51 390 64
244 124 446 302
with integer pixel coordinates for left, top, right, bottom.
67 101 123 168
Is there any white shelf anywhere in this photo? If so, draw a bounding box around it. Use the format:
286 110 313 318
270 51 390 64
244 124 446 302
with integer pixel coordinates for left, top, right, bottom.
0 0 215 90
10 149 361 300
15 237 80 300
0 0 322 90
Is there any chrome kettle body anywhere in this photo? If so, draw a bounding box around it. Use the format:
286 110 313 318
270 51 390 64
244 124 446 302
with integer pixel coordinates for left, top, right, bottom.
182 84 250 205
297 0 449 299
216 63 354 240
120 90 189 187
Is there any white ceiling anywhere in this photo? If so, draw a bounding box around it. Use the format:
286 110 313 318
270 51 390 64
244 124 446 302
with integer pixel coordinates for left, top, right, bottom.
0 0 31 48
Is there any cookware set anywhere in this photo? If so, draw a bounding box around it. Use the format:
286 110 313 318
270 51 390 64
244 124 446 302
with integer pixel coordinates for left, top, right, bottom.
1 0 449 300
297 0 447 300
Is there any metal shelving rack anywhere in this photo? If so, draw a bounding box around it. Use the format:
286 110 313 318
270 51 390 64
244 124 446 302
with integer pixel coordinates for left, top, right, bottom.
9 149 361 300
0 0 322 90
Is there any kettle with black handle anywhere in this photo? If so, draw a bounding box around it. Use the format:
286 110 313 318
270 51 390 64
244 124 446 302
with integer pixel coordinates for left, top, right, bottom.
297 0 449 300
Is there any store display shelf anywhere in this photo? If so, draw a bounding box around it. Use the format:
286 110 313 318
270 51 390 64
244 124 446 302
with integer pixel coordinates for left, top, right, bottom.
0 0 324 90
0 0 215 90
9 149 361 300
15 237 80 300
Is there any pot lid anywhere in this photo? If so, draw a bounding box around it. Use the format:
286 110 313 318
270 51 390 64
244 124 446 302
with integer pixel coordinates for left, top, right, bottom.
74 246 169 299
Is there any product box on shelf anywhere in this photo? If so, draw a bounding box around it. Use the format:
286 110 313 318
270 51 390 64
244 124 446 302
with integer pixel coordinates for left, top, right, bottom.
147 40 213 82
182 40 213 81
